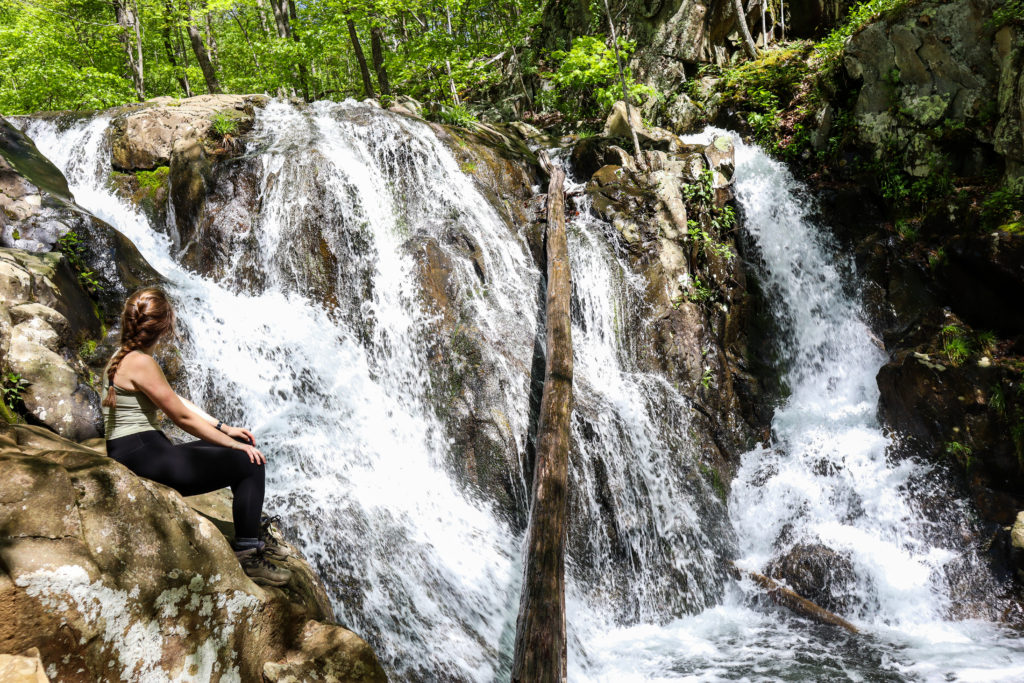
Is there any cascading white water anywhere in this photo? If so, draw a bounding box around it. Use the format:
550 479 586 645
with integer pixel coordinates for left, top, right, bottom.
20 108 1024 681
567 130 1024 681
25 103 535 680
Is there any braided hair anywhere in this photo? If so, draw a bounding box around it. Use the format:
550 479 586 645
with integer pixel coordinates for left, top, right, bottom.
102 287 176 409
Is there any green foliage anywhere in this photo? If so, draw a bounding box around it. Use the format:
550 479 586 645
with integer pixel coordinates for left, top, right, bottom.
988 0 1024 30
944 439 974 470
435 103 478 128
689 275 716 303
981 178 1024 230
210 111 239 139
1 371 28 412
57 230 103 294
0 0 135 113
682 169 736 259
927 247 947 270
940 324 972 366
0 0 547 115
539 35 657 119
79 339 98 359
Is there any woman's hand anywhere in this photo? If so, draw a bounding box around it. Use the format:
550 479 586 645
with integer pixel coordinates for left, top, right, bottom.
223 425 256 446
234 441 267 465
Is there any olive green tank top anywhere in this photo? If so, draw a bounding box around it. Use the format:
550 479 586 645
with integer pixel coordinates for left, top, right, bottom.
103 376 161 440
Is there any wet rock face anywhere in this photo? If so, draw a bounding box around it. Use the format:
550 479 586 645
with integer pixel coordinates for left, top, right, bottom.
0 423 386 682
877 318 1024 525
0 249 103 440
582 134 764 476
1 116 161 317
419 123 542 526
766 543 858 613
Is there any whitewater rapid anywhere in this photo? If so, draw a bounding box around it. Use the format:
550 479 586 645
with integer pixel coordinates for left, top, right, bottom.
21 109 1024 682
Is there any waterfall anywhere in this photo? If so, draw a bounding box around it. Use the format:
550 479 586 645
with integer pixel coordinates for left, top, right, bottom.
25 103 531 680
20 109 1024 681
567 129 1024 680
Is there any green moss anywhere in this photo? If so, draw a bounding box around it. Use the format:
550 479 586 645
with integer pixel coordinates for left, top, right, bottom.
698 462 727 502
135 166 169 194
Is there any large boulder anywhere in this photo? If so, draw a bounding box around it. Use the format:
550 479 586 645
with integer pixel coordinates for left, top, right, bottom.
0 249 104 439
108 94 264 172
766 543 858 614
582 133 764 479
0 423 386 682
843 0 1022 183
877 308 1024 525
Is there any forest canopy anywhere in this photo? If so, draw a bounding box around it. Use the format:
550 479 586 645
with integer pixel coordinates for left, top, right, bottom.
0 0 546 114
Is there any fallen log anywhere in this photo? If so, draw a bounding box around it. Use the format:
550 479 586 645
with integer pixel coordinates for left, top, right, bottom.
735 564 859 634
511 153 573 683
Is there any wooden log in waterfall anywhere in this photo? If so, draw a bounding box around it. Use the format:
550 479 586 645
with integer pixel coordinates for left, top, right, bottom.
511 155 573 683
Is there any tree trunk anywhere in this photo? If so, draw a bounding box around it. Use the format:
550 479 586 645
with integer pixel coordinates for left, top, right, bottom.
253 0 272 35
511 153 573 683
286 0 310 100
205 10 220 70
268 0 291 38
347 19 376 98
162 15 193 97
113 0 145 100
733 0 759 59
602 0 644 169
444 5 460 104
761 0 768 49
369 24 391 97
737 567 860 634
186 12 222 93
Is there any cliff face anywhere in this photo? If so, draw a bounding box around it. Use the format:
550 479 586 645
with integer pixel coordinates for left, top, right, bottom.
678 0 1024 569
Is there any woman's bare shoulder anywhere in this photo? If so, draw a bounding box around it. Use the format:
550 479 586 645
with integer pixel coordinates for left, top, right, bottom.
116 351 162 385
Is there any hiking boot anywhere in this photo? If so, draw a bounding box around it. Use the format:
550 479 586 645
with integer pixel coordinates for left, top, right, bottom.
236 547 291 587
259 514 291 561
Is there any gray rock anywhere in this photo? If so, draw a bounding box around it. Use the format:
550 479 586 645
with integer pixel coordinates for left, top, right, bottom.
7 335 101 440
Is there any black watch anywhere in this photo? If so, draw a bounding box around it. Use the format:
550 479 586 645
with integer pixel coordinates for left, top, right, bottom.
215 420 224 432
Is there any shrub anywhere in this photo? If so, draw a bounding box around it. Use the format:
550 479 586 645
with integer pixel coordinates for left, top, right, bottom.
539 35 658 120
435 103 477 128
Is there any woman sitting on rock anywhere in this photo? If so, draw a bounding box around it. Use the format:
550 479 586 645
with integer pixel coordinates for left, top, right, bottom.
102 287 290 587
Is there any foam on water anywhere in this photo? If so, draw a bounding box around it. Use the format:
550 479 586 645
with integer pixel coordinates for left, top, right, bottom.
20 110 1024 681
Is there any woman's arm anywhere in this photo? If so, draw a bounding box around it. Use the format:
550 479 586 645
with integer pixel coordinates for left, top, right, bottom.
126 354 266 464
179 394 258 446
179 395 217 425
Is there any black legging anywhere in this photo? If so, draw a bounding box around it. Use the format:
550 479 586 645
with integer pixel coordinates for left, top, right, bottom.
106 430 264 539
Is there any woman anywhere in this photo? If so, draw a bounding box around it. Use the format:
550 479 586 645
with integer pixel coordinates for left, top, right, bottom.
102 287 291 587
